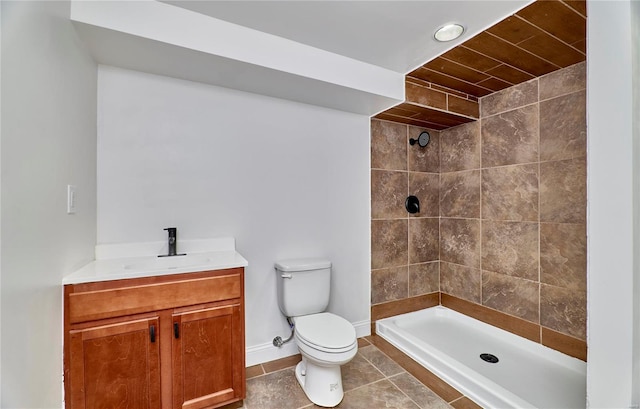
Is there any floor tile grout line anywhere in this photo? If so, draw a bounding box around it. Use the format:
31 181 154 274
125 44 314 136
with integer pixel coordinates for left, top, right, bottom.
387 374 429 409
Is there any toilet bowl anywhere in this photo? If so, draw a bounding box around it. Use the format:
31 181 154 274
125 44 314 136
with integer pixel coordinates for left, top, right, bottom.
274 258 358 407
293 312 357 407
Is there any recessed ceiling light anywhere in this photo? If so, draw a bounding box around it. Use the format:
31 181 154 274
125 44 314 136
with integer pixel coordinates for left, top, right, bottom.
434 24 465 42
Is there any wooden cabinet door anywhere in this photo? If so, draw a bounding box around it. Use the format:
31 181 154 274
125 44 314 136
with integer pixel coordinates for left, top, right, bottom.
172 304 244 409
68 317 161 409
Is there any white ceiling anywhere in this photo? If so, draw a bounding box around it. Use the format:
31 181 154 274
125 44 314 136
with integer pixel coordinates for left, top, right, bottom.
163 0 532 73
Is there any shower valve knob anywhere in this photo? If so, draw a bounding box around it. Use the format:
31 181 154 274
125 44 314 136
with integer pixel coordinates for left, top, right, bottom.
405 196 420 214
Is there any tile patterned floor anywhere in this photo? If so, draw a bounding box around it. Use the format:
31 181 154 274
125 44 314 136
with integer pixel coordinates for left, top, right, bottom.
238 337 481 409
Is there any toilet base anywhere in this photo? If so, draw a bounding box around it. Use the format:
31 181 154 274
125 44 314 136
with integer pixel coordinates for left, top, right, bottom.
295 358 344 407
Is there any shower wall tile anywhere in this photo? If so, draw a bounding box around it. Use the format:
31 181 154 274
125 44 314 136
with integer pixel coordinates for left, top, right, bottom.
439 170 480 218
371 266 409 304
409 172 439 218
480 78 538 117
409 262 440 297
371 170 408 219
482 220 539 280
539 90 586 161
371 120 407 170
540 284 587 340
439 121 480 172
481 164 538 221
481 104 539 167
408 126 440 173
371 63 587 358
539 61 586 100
440 218 480 268
540 157 586 223
440 262 481 304
371 219 408 269
540 223 586 290
482 270 539 323
409 218 440 263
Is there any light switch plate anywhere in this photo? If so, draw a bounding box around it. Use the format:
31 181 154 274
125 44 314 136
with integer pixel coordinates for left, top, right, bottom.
67 185 76 214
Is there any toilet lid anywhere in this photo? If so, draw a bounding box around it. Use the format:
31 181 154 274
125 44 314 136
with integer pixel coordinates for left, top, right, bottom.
295 313 356 350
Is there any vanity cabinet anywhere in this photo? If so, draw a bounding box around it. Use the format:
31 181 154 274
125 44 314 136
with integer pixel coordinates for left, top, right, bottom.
64 268 245 409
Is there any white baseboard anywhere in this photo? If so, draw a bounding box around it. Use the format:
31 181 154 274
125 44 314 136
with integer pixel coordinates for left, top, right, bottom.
245 319 371 367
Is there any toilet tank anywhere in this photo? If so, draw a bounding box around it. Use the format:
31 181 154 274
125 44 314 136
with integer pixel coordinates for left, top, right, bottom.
275 258 331 317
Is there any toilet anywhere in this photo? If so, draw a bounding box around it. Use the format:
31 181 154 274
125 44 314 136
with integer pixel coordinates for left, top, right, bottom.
275 258 357 407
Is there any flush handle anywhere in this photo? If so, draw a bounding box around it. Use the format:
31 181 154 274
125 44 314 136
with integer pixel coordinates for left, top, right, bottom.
174 322 180 339
281 273 293 279
150 325 156 343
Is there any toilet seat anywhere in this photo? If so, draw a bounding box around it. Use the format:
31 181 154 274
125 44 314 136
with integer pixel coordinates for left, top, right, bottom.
295 312 357 353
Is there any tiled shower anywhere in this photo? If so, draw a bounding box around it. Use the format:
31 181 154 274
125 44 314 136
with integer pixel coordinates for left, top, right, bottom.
371 61 587 359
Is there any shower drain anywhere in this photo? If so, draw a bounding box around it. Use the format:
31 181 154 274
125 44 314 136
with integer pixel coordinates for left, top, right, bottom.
480 353 499 363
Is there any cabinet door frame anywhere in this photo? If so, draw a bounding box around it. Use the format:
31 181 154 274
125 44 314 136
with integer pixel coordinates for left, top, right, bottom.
68 317 161 409
172 303 244 409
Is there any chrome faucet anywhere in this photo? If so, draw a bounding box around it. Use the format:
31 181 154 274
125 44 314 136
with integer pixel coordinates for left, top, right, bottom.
159 227 186 257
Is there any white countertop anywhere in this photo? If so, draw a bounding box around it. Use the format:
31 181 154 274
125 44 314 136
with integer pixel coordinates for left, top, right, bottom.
63 238 248 285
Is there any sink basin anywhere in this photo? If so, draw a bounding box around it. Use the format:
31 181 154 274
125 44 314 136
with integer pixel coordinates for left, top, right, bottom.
123 255 212 272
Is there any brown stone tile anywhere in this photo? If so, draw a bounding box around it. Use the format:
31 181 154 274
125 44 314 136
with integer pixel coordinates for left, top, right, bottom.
441 294 541 342
450 397 483 409
482 270 539 323
464 32 557 78
389 372 452 409
372 220 408 269
440 262 481 304
539 62 586 100
372 266 409 305
245 368 309 409
409 67 493 98
369 335 463 403
406 81 447 110
541 327 587 361
371 293 439 321
372 170 408 219
246 364 264 379
409 262 440 297
440 219 480 268
482 220 538 280
408 127 440 173
540 158 586 223
563 0 587 18
540 284 586 340
481 164 539 221
357 337 371 348
485 64 535 85
440 170 480 218
409 218 439 263
516 0 586 46
539 90 586 161
341 353 385 392
359 345 405 377
372 119 407 170
409 172 439 218
447 95 479 118
261 354 301 373
441 46 502 73
481 104 539 167
480 78 538 117
338 379 420 409
440 121 480 172
540 223 586 290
